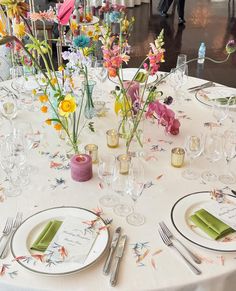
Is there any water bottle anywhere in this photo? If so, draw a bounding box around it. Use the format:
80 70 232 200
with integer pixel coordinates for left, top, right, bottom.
198 42 206 64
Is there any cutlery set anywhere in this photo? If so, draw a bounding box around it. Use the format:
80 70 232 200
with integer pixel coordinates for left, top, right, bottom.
103 227 127 287
158 221 202 275
0 212 23 259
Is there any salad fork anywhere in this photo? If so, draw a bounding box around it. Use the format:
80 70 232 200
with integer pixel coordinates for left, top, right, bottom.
159 221 201 264
0 217 13 243
158 227 201 275
0 212 23 259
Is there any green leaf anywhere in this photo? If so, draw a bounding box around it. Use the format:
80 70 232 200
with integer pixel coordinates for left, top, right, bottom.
88 122 95 132
47 118 61 123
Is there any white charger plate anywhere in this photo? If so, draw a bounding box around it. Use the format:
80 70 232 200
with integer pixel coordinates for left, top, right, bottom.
11 206 109 276
171 191 236 252
109 68 157 86
195 86 236 108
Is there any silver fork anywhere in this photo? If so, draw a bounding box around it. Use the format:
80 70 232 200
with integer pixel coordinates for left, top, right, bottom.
159 221 201 264
158 227 201 275
0 217 13 243
0 212 23 259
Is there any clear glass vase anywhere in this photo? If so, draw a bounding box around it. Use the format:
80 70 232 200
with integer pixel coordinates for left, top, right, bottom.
83 80 96 119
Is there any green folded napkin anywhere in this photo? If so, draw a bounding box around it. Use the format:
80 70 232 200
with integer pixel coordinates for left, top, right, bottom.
31 220 62 252
190 209 235 240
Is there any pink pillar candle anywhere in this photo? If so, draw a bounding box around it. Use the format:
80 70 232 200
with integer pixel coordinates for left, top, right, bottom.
70 154 93 182
123 81 140 103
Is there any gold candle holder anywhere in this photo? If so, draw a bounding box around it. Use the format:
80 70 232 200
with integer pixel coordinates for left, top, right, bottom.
171 147 185 168
84 144 98 164
106 129 119 148
94 101 106 117
117 154 131 175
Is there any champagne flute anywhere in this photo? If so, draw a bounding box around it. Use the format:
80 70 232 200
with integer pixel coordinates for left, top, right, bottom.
98 154 119 207
219 130 236 184
182 135 203 180
201 133 222 182
212 96 231 126
126 158 145 226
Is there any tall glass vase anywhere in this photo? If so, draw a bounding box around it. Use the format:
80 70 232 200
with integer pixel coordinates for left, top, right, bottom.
83 80 96 119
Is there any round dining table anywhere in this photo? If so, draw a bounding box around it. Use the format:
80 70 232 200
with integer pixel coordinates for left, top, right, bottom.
0 69 236 291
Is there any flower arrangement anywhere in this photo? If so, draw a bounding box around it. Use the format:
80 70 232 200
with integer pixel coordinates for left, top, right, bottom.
0 0 101 154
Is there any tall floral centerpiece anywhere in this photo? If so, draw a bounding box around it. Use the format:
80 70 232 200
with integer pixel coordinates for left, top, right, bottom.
0 0 100 154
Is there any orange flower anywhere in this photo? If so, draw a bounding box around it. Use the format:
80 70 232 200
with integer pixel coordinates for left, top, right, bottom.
39 94 48 102
41 106 48 113
45 119 51 125
54 123 62 130
108 68 117 78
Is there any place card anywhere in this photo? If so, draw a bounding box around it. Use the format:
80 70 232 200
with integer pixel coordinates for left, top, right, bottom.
203 201 236 231
44 216 99 264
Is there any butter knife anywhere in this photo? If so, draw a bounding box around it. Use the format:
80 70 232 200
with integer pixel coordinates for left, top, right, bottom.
188 81 214 92
188 81 212 91
110 234 127 287
103 227 121 275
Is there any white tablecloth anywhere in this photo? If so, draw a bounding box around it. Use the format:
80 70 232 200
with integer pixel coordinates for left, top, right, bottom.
0 71 236 291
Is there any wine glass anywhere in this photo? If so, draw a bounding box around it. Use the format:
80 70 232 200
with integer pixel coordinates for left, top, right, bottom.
98 154 119 207
0 93 18 126
218 130 236 184
126 158 145 226
212 96 231 125
112 158 133 217
176 54 187 73
182 135 203 180
201 133 222 182
169 68 187 103
94 59 107 100
0 138 22 197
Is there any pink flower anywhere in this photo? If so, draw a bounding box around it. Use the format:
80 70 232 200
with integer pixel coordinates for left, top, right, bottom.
146 100 180 135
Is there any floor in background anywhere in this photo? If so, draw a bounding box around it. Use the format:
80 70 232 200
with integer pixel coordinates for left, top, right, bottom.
126 0 236 87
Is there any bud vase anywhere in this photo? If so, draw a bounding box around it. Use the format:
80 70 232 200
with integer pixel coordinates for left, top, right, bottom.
83 79 96 119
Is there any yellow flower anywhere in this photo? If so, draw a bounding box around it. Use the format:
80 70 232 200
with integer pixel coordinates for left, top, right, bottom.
58 65 64 72
83 47 90 56
39 94 48 102
41 105 48 113
13 21 26 38
58 94 77 117
1 0 29 19
114 99 131 116
70 20 78 33
93 34 99 42
45 119 51 125
54 123 62 130
87 30 93 37
80 25 86 33
31 89 37 95
50 78 57 86
0 18 6 37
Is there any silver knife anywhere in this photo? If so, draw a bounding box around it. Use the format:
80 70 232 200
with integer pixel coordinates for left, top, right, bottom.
110 234 127 287
103 227 121 275
188 81 214 92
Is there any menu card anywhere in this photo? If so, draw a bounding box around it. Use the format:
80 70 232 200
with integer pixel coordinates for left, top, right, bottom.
203 201 236 231
44 216 99 264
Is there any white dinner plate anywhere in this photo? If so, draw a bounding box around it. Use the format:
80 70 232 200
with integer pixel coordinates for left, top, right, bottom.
195 86 236 108
109 68 157 86
171 191 236 252
11 206 109 276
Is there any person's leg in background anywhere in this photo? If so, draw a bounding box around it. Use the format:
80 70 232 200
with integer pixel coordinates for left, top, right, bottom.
158 0 174 17
177 0 186 25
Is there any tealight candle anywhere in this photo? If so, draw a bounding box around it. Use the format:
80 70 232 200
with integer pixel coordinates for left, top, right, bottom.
93 101 106 117
84 144 98 164
117 154 131 175
106 129 119 148
171 147 185 168
70 154 92 182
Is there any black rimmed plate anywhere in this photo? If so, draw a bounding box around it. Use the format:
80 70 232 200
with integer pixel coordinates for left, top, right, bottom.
11 206 109 276
171 191 236 252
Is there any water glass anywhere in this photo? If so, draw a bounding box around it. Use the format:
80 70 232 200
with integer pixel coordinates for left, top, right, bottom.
0 93 18 125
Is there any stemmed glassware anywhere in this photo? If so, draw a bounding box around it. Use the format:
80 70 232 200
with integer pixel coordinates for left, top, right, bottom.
169 66 188 103
98 154 119 207
94 59 107 100
182 135 203 180
0 138 22 197
201 133 222 182
126 158 145 226
0 93 18 127
219 130 236 184
212 96 231 126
